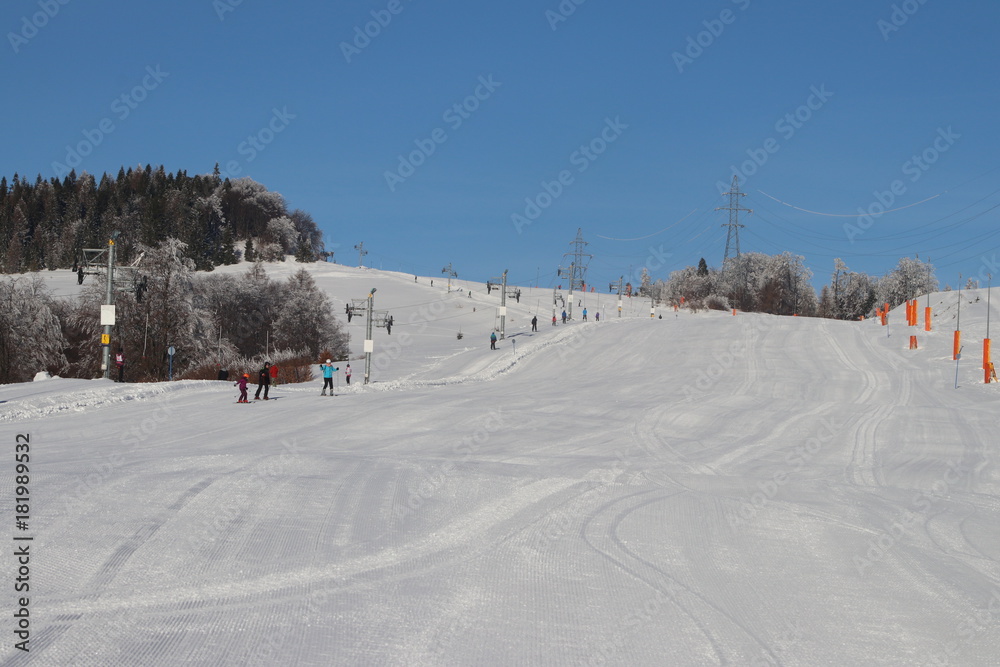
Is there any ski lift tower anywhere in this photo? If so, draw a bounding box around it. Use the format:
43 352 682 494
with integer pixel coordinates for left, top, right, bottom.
79 231 146 379
442 263 458 292
559 228 592 320
498 269 508 339
609 276 624 317
348 288 393 385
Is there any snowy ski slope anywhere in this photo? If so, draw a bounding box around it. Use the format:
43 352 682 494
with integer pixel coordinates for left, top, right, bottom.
2 262 999 666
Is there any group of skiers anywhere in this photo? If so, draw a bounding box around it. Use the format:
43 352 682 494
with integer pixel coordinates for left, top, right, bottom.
232 360 353 401
233 361 277 402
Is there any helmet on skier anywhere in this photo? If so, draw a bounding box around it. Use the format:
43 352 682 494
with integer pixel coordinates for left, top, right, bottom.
326 359 331 363
243 373 249 378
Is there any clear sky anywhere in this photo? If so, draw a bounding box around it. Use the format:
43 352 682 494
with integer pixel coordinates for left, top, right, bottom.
4 0 999 291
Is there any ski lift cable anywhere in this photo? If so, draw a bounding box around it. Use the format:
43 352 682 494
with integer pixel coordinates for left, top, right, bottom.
756 189 944 217
595 209 698 241
753 164 1000 220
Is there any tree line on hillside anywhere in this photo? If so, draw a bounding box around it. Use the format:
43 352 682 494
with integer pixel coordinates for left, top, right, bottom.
0 244 349 384
0 164 325 273
643 252 937 320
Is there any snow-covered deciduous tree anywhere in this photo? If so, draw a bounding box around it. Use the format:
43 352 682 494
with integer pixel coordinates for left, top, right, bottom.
196 261 281 359
0 276 67 383
660 253 815 315
266 216 298 254
876 256 937 308
126 238 215 380
273 269 349 359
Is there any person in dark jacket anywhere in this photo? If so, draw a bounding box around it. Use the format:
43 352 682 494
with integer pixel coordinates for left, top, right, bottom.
531 315 538 332
490 331 497 350
254 362 271 400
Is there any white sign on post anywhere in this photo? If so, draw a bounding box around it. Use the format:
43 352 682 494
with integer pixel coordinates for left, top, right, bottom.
364 339 374 353
100 305 116 326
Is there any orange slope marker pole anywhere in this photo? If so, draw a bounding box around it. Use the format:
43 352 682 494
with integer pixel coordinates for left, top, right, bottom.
924 306 932 332
953 330 961 361
985 338 992 383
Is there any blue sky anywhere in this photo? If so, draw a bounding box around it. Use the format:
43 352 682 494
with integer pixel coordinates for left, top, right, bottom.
4 0 999 291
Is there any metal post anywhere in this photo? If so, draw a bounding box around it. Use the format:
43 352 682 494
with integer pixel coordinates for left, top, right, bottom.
500 270 508 339
567 262 575 321
957 274 962 331
987 274 992 340
364 288 375 384
618 276 623 318
101 236 117 379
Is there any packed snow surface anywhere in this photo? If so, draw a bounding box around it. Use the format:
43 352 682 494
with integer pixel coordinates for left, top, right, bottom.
3 262 1000 665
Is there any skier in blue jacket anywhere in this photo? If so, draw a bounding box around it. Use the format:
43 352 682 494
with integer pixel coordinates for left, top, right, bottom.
319 359 339 396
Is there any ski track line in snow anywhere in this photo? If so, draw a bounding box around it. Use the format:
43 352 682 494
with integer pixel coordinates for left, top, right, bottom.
821 324 894 490
580 488 784 665
608 495 793 666
16 454 296 665
352 318 630 394
33 477 582 619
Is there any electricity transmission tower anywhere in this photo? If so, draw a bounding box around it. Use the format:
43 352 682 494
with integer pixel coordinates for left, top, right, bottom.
716 175 752 267
558 228 592 320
